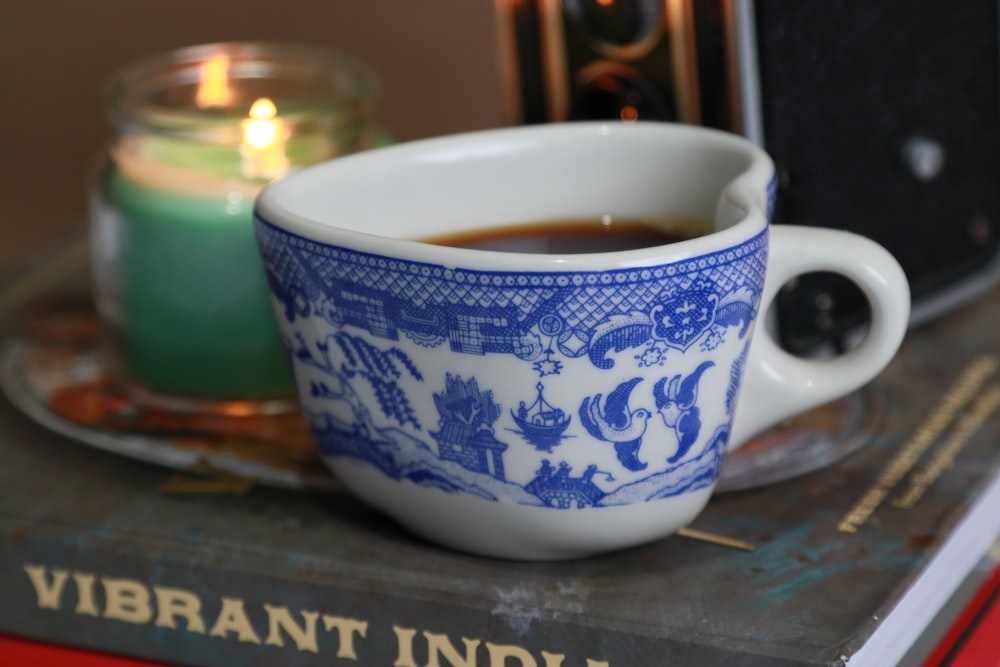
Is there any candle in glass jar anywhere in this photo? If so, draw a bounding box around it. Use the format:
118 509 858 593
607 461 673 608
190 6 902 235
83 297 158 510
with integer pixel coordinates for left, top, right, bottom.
90 42 380 410
105 139 291 401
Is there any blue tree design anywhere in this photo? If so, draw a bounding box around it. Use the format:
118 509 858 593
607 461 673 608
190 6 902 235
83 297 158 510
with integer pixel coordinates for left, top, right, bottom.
434 374 502 429
293 331 424 430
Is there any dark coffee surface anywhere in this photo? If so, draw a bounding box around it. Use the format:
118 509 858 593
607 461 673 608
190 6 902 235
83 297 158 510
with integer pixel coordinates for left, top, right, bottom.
422 217 711 254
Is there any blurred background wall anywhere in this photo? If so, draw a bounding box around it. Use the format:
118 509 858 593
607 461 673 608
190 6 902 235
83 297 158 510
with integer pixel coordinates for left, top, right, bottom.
1 0 510 267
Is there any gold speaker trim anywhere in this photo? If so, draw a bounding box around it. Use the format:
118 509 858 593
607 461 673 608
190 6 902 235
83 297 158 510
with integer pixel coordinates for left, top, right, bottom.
666 0 700 124
562 0 667 62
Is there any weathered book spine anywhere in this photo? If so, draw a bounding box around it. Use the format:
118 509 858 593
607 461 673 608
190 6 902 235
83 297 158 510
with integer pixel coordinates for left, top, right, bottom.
0 529 797 667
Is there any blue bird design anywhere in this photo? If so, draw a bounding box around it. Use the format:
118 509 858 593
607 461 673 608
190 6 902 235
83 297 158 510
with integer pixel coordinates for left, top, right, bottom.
579 377 651 471
654 361 714 463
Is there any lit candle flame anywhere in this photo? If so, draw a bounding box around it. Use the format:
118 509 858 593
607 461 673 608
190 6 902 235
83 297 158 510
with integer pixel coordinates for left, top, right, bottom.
195 54 234 108
241 97 289 179
244 98 280 148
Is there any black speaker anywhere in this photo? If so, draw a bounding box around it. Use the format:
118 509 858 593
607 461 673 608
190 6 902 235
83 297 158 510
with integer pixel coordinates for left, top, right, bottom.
500 0 1000 353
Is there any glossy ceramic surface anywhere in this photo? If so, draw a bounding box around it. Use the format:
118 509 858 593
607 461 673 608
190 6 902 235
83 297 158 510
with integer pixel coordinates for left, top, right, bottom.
254 122 909 559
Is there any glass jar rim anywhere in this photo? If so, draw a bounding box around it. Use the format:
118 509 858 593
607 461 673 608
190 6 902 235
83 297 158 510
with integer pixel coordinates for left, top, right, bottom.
105 41 378 142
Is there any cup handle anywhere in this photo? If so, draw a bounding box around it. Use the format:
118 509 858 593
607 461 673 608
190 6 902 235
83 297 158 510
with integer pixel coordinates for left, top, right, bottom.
728 225 911 450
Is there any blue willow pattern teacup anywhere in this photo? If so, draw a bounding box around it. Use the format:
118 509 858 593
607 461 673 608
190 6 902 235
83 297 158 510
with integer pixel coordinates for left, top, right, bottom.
255 122 909 560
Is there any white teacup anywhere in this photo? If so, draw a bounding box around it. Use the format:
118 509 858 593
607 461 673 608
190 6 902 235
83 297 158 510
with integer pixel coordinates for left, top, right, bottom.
254 122 909 560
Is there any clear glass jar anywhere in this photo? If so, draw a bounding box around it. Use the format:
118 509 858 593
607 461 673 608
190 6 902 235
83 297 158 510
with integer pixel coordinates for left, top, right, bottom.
90 42 380 414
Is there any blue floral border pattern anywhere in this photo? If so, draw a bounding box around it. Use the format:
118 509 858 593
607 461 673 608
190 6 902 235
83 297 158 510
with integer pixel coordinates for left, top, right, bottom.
255 216 769 509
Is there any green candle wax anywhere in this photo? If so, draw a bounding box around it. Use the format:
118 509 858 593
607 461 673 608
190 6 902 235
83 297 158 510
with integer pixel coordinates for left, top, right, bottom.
106 167 293 400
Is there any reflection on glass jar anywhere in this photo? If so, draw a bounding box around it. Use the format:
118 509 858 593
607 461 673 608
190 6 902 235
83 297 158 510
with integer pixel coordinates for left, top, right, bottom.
90 41 381 414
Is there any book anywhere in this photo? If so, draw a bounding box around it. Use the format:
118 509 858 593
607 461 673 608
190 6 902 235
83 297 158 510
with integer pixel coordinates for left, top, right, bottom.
945 567 1000 665
920 545 1000 667
1 635 176 667
2 240 1000 667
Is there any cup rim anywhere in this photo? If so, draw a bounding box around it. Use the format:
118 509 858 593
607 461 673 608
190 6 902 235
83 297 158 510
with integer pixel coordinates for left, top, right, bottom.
254 121 775 271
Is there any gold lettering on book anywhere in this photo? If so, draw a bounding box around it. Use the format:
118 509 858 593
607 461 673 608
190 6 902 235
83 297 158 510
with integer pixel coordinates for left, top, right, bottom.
426 631 481 667
209 597 263 643
394 625 419 666
892 385 1000 509
324 615 369 659
74 572 99 616
395 628 607 667
23 564 611 665
101 577 153 624
23 565 68 609
484 642 611 667
838 354 1000 533
153 585 206 633
486 643 550 666
263 604 321 653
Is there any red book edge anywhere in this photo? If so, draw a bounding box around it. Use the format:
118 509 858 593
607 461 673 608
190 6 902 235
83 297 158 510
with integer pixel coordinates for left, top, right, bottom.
0 635 175 667
925 562 1000 666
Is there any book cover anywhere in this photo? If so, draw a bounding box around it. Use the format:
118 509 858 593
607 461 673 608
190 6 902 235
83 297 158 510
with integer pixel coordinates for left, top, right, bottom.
1 242 1000 667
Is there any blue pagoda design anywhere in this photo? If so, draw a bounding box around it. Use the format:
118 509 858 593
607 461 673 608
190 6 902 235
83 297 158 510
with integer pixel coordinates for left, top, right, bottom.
431 374 508 481
434 421 507 481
